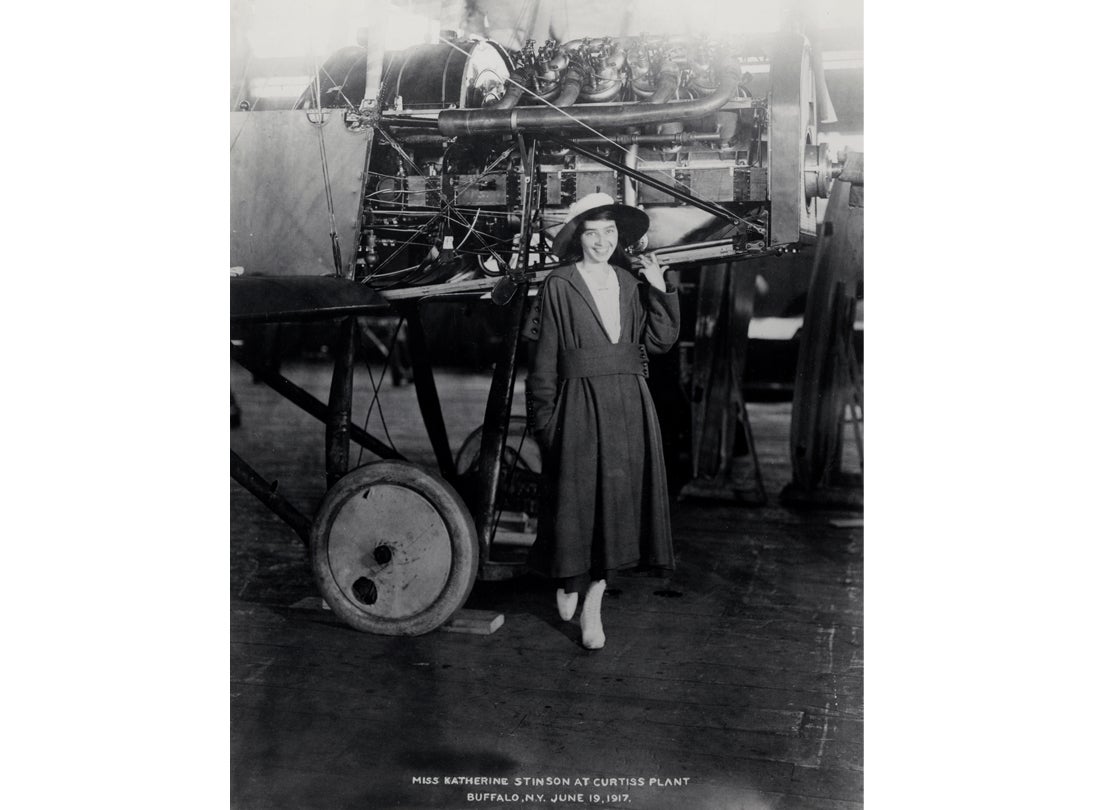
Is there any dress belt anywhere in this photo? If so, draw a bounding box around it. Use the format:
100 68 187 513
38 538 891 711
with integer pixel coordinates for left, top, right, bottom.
559 343 649 379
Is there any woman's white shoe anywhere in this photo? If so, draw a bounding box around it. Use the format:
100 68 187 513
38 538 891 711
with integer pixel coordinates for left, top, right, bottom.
580 580 606 650
556 588 578 621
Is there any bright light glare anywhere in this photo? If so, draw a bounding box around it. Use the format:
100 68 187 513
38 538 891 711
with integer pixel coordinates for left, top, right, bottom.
385 5 439 50
246 0 329 58
818 131 864 155
249 76 314 99
549 0 785 38
245 0 439 58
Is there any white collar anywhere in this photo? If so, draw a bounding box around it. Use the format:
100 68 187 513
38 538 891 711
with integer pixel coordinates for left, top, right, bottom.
577 263 617 290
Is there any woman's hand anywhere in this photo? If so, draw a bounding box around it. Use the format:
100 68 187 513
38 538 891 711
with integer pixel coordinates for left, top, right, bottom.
638 252 669 290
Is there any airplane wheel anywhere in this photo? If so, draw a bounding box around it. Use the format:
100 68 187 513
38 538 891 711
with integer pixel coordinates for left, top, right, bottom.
310 461 478 635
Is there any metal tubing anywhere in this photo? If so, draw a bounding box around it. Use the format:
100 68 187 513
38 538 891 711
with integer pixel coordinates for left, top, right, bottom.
229 344 405 462
377 114 442 128
325 316 358 488
374 65 535 129
553 66 585 107
437 68 740 136
570 133 723 146
230 451 312 546
490 65 536 110
402 304 458 480
390 134 450 144
539 133 741 227
652 68 683 140
623 143 639 206
649 67 680 105
375 126 422 176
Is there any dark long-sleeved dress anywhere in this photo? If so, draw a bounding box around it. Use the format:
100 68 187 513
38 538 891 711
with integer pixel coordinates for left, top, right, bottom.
521 263 680 581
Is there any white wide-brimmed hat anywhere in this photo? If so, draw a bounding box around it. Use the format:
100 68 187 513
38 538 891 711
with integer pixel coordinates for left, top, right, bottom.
550 192 649 260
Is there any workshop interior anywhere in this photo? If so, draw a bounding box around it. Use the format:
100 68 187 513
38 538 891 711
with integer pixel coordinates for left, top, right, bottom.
230 1 864 806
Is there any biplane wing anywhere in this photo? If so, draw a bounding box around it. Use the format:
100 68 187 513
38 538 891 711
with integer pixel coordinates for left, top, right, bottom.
230 274 391 322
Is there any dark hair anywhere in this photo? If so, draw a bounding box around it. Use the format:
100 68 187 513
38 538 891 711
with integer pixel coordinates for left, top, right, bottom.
564 210 630 266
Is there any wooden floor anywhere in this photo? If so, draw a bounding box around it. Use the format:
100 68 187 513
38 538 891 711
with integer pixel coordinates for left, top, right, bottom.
230 360 863 810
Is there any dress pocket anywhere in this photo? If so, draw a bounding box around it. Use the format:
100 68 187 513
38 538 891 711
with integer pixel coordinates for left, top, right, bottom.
540 384 565 449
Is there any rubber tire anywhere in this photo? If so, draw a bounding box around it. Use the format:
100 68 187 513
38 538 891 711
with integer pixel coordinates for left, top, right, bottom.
310 461 478 635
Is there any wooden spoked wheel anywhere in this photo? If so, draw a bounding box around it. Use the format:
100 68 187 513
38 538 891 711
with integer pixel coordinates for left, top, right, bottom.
454 415 543 476
310 461 479 635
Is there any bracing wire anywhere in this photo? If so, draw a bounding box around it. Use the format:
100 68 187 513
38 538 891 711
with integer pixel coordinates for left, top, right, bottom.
434 37 688 187
363 139 521 286
361 36 769 288
453 208 481 251
432 35 765 235
311 57 344 275
364 361 398 451
318 62 357 110
355 316 406 466
363 213 443 278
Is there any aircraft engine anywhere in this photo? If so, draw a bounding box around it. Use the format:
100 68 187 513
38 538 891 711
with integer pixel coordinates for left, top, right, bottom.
282 31 837 289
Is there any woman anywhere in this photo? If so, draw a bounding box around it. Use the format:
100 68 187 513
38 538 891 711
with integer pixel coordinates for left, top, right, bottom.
522 192 680 650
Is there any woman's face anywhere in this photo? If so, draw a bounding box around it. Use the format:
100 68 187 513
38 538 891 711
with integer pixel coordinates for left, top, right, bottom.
579 218 618 264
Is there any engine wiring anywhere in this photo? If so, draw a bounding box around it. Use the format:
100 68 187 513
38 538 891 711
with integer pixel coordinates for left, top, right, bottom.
344 33 779 290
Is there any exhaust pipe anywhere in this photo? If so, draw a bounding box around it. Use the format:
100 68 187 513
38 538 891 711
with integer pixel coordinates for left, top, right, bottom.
649 63 684 145
490 65 536 110
437 65 741 137
648 64 681 105
552 65 585 107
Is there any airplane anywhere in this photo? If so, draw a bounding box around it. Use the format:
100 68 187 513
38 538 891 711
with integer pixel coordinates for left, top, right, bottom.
230 21 863 636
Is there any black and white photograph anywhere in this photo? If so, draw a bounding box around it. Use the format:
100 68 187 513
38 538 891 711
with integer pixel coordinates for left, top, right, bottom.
11 3 1100 809
228 1 864 807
